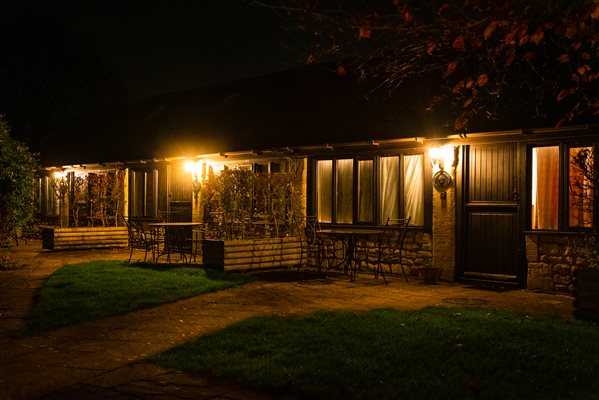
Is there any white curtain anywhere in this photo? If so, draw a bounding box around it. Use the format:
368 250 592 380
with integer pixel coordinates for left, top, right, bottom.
380 156 399 223
336 159 354 223
532 147 559 230
404 154 424 226
317 160 332 223
358 160 374 222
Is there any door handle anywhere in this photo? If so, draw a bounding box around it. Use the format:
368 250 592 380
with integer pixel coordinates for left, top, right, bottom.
510 187 520 202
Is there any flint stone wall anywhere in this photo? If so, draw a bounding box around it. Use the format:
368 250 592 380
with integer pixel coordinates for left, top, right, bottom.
526 233 589 293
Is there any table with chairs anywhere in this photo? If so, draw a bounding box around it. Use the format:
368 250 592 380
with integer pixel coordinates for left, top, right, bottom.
301 216 411 284
149 222 203 263
124 217 202 264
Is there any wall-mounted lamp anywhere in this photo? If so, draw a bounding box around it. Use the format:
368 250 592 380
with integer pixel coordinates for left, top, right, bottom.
429 146 455 172
428 146 456 200
185 161 204 199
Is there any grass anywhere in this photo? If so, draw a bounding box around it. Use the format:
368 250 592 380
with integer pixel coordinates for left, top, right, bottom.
25 260 251 335
152 308 599 400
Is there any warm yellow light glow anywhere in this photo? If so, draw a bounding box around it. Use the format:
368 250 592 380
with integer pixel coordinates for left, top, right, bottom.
428 146 455 172
53 171 66 180
207 162 225 175
184 161 203 181
184 161 196 173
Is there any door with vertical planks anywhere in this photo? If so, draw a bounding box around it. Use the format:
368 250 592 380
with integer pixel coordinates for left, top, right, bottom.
461 143 522 284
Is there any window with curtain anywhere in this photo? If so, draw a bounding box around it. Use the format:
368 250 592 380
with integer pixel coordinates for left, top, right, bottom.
358 160 374 222
336 159 354 224
380 156 399 223
531 146 559 230
404 154 425 226
314 154 425 226
316 160 332 223
531 145 594 230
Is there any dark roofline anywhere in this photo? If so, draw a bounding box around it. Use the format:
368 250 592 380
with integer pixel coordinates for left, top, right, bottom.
42 124 598 170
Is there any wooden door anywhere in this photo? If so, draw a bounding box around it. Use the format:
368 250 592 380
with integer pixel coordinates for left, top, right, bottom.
461 144 523 284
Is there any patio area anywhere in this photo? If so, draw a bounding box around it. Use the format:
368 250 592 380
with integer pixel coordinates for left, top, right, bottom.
0 240 575 399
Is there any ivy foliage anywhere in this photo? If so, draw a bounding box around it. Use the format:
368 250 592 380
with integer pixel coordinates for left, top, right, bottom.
0 115 38 246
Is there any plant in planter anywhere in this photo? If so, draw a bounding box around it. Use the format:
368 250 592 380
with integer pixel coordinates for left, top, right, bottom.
200 161 305 270
420 259 440 284
41 168 127 251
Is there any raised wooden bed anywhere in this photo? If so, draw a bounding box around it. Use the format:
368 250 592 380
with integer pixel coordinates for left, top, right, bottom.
41 226 128 251
573 269 599 321
202 236 302 271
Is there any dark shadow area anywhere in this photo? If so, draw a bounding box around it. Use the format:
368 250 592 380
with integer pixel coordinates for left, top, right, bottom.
464 283 519 292
247 268 345 282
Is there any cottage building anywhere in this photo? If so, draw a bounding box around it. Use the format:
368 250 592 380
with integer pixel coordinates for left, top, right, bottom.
37 66 599 293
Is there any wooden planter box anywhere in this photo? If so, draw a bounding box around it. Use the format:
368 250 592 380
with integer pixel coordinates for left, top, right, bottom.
203 236 302 271
573 269 599 321
42 226 128 251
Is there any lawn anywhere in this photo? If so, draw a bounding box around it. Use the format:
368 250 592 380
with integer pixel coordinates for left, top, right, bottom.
25 260 251 335
152 308 599 400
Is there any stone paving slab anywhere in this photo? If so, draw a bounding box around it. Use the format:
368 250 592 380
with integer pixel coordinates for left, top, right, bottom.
0 241 574 400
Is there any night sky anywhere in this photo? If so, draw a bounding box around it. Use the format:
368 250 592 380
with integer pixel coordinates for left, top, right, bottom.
14 0 292 98
0 0 303 156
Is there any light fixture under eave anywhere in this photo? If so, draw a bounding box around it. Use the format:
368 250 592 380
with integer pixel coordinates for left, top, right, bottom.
428 145 455 172
428 145 457 200
185 161 203 199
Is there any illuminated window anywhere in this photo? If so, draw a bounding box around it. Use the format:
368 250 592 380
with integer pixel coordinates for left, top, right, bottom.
358 160 374 222
569 147 593 228
316 160 332 223
336 159 353 224
531 146 559 230
380 155 424 226
314 154 425 226
531 145 594 230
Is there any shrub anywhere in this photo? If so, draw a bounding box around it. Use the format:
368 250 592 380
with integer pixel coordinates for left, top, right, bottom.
0 115 37 247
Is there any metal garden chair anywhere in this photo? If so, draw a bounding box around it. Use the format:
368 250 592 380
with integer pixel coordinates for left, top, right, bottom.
123 217 158 263
377 217 411 283
298 216 338 273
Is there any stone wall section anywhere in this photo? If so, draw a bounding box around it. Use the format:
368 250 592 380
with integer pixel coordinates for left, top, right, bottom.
526 233 587 293
401 230 433 275
432 187 456 281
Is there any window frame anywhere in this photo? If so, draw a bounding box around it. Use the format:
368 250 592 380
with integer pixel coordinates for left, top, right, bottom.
309 152 430 227
528 142 597 232
129 168 159 219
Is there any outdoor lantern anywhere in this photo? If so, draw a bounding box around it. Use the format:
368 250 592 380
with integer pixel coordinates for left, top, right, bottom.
428 146 455 172
185 161 204 199
428 146 456 200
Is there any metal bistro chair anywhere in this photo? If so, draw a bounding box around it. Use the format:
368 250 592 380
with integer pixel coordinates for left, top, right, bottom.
377 217 411 283
354 231 386 283
123 217 158 263
300 216 338 273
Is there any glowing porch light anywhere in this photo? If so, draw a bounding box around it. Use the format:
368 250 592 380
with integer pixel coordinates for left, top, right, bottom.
428 146 455 172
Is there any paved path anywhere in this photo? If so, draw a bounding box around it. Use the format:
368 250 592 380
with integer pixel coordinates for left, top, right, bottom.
0 241 574 399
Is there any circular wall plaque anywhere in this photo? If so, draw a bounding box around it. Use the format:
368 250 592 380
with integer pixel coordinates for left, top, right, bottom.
433 170 452 192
